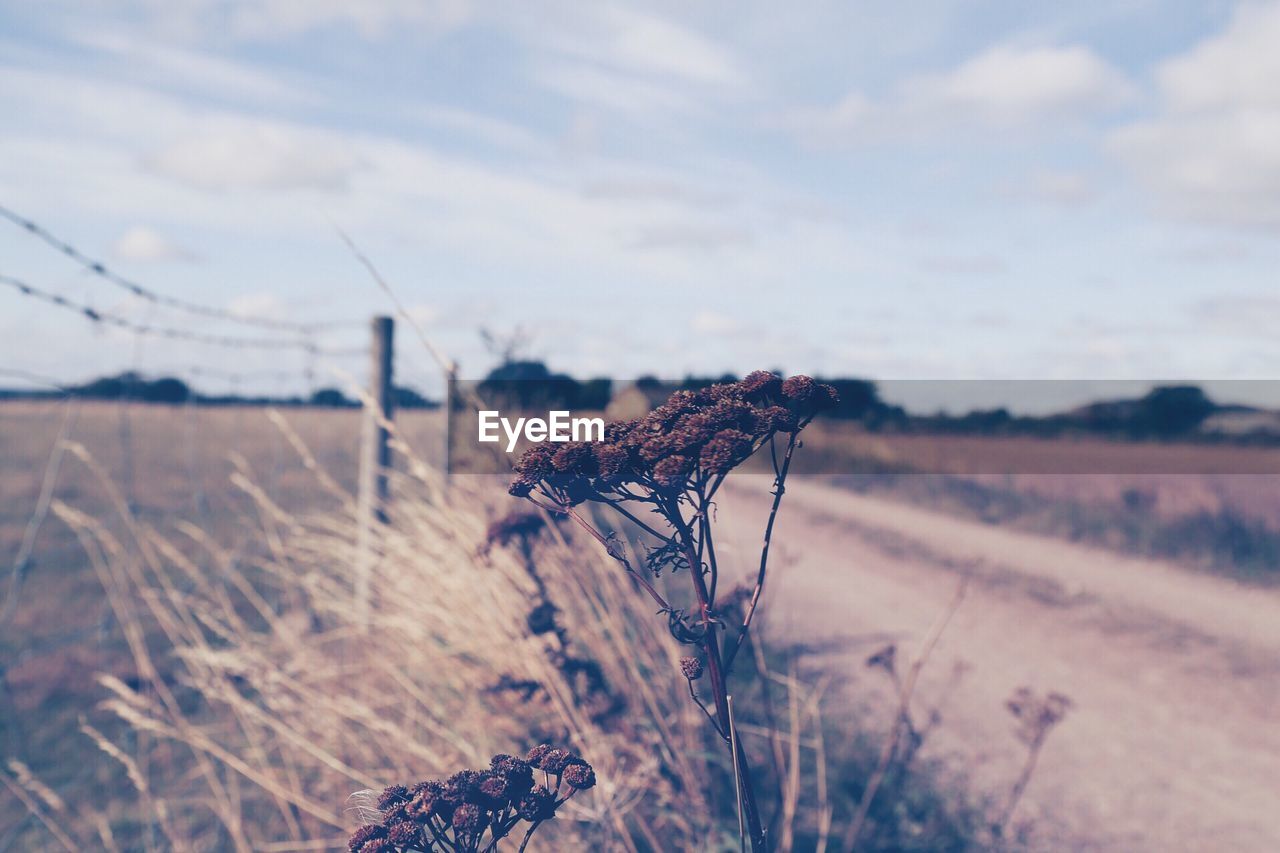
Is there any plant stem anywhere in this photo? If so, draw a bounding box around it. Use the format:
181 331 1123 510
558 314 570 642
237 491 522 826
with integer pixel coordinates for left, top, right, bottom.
723 432 797 675
672 513 768 852
842 576 968 851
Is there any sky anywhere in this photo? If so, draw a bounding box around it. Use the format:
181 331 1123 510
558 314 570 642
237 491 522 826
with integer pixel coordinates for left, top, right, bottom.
1 0 1279 406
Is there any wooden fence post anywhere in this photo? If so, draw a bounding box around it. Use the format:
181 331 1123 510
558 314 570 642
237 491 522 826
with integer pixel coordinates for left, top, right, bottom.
356 315 394 626
444 362 458 485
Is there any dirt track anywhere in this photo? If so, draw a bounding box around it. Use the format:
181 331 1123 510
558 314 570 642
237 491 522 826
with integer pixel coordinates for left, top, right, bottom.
714 478 1280 851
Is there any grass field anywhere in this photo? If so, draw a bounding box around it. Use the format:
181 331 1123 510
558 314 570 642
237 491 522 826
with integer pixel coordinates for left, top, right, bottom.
0 401 443 849
3 399 1277 849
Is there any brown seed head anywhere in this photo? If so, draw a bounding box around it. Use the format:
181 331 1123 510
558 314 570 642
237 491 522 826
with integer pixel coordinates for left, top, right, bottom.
562 762 596 790
679 656 704 680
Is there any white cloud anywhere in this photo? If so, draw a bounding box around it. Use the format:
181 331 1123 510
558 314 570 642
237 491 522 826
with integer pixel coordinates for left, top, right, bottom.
920 254 1007 276
1155 3 1280 113
71 30 313 104
780 44 1133 145
1008 170 1098 207
1195 293 1280 338
108 0 471 42
627 223 753 252
909 45 1133 123
690 310 742 336
144 124 362 191
112 225 196 262
1111 2 1280 231
573 5 744 87
533 60 701 118
517 5 745 122
228 0 471 39
227 291 287 320
414 106 546 153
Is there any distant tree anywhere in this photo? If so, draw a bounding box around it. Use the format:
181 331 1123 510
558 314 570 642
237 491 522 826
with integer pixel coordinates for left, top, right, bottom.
75 372 136 399
392 385 439 409
821 378 881 420
310 387 353 408
478 360 610 411
71 372 188 403
147 377 190 403
1136 385 1216 436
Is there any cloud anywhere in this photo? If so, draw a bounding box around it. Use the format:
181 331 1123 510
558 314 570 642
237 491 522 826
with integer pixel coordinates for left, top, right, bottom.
909 45 1133 123
567 5 743 87
781 44 1133 146
690 310 743 337
71 31 313 104
919 254 1007 276
115 0 472 41
1111 2 1280 231
580 177 734 209
533 60 702 118
414 106 546 153
143 124 362 191
1007 170 1098 207
112 225 197 262
627 223 753 252
228 0 471 39
519 5 744 121
1194 293 1280 338
227 291 287 320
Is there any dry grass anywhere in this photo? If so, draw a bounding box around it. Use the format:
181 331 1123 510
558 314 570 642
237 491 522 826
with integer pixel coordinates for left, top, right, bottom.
3 401 739 849
0 400 1054 850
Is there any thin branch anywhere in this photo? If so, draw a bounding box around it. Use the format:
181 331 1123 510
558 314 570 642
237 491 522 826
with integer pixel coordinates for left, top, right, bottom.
561 506 673 612
723 431 798 675
842 575 969 851
688 681 725 737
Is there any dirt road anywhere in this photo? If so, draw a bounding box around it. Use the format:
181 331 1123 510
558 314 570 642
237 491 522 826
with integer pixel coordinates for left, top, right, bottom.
714 478 1280 851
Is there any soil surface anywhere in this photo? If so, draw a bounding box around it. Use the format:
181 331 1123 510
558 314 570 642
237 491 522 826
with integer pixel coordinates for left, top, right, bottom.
714 477 1280 851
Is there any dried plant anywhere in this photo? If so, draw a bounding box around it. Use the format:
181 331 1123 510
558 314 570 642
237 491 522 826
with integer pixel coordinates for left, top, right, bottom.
347 747 595 852
508 371 838 851
996 687 1072 836
32 422 718 851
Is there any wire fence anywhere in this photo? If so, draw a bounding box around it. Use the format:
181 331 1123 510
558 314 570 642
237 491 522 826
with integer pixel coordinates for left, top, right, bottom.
0 204 363 333
1 202 371 402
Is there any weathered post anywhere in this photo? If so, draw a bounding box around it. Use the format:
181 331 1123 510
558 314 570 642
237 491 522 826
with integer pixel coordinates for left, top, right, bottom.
444 362 458 485
356 315 394 626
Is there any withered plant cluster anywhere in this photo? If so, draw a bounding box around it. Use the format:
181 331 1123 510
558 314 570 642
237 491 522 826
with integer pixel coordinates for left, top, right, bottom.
349 747 594 853
508 371 838 851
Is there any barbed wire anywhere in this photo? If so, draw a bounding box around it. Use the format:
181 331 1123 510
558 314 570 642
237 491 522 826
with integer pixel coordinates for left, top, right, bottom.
1 271 364 356
0 368 73 393
183 365 321 385
0 203 363 333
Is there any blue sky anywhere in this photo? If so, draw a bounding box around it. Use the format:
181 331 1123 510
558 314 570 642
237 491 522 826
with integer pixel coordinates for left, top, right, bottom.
1 0 1278 404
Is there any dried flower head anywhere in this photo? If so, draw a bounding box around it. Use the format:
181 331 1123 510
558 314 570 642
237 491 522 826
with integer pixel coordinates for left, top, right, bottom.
865 644 897 676
517 785 558 822
451 803 484 833
348 748 592 852
1007 687 1073 746
348 824 385 852
562 762 597 790
385 820 421 847
509 372 837 505
538 747 573 774
376 784 410 811
679 656 704 681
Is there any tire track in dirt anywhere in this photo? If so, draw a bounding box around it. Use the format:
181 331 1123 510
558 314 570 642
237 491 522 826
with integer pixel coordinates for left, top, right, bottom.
713 477 1280 851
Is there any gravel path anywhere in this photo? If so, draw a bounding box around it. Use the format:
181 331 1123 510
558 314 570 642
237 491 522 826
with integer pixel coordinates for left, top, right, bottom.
713 477 1280 851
